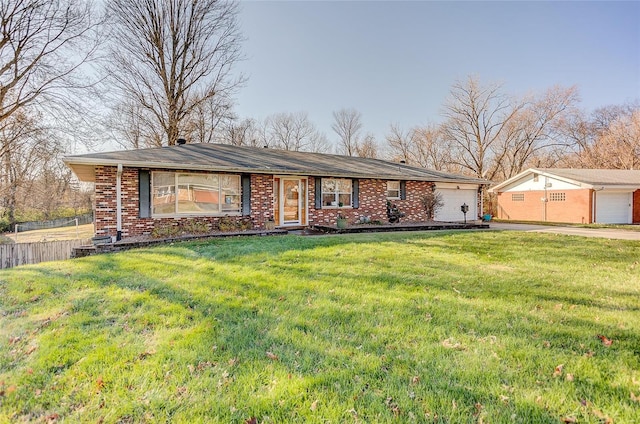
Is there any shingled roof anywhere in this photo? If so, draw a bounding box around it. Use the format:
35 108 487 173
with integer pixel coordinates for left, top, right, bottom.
490 168 640 192
64 143 487 185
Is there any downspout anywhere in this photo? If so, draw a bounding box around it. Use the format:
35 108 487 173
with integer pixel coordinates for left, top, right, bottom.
116 164 123 241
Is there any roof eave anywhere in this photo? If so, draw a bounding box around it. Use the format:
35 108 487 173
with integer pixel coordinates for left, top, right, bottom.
63 157 487 185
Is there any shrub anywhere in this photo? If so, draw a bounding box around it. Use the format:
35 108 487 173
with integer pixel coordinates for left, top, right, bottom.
422 189 444 221
181 220 210 235
151 223 181 238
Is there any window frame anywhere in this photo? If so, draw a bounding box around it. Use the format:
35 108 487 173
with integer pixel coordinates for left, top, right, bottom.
386 181 401 200
321 178 352 208
511 193 525 202
151 171 242 217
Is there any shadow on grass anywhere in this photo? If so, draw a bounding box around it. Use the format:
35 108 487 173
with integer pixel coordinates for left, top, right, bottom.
2 231 638 422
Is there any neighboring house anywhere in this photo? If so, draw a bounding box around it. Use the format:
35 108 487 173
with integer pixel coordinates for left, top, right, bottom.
63 143 487 240
489 168 640 224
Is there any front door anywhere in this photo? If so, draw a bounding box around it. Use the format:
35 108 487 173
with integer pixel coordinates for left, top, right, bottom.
275 177 307 226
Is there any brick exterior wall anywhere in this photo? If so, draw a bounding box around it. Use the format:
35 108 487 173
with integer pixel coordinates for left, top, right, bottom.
496 189 593 224
94 167 276 238
93 168 439 239
308 178 435 226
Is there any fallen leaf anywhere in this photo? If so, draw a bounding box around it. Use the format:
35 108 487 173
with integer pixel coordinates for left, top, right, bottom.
310 400 318 411
597 335 613 347
562 417 577 423
543 341 551 348
245 418 257 424
46 413 59 422
554 303 563 310
585 350 595 358
266 351 278 361
96 377 105 392
499 395 509 403
553 364 564 377
228 357 239 367
631 392 639 402
473 403 483 416
411 376 420 385
566 373 574 382
25 345 37 355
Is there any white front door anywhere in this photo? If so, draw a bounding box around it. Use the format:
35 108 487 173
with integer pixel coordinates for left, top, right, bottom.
275 177 307 226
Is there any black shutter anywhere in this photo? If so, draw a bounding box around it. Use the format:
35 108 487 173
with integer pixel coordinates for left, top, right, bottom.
400 180 407 200
352 179 359 208
314 177 322 209
139 170 151 218
242 174 251 215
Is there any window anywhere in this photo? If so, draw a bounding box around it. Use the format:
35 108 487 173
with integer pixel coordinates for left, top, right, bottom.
387 181 400 199
511 193 525 202
549 192 566 202
321 178 352 207
152 172 241 216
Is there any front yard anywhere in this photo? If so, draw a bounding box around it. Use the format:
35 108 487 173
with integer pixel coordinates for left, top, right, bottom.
0 231 638 423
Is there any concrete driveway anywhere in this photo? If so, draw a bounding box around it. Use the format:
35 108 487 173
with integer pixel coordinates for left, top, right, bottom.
487 222 640 241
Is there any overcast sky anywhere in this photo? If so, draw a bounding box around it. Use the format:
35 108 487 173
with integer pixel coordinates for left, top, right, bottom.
232 1 640 148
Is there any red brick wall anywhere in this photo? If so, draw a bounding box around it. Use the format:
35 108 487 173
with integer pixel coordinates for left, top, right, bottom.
496 189 593 223
633 190 640 224
307 178 434 226
94 169 439 239
94 167 275 238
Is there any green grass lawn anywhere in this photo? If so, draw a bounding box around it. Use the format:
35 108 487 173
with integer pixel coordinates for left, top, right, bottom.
1 231 639 423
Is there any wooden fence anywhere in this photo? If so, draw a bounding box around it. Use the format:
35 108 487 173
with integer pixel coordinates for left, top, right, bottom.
0 239 91 269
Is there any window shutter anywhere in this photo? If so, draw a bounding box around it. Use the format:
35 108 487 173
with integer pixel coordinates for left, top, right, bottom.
352 179 359 208
400 180 407 200
314 178 322 209
139 170 151 218
242 174 251 215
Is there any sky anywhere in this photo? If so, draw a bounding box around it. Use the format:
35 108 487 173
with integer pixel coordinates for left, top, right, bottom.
232 1 640 147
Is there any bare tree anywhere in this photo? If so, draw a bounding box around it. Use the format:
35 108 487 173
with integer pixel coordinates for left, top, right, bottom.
386 123 453 171
441 76 578 181
441 76 526 181
104 0 244 146
223 117 259 146
264 112 329 153
493 85 579 179
332 108 362 156
559 102 640 169
570 108 640 169
355 133 378 158
0 110 68 224
0 0 100 123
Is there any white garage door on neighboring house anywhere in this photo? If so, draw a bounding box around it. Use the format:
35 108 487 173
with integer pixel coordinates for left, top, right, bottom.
435 185 478 222
595 192 632 224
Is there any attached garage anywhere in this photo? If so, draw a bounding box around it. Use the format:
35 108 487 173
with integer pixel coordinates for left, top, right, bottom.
595 191 632 224
435 184 478 222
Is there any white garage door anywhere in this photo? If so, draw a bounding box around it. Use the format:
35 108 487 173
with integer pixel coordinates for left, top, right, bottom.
595 192 632 224
435 189 478 222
